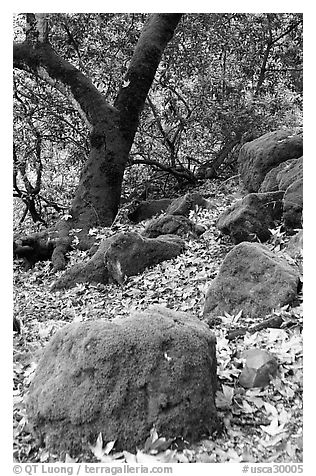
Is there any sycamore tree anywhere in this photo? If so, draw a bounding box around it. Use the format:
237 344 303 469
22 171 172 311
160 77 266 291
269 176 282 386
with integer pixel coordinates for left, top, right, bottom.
13 13 182 269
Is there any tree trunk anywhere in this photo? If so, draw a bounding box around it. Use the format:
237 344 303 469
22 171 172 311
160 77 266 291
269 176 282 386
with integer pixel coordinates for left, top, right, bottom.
71 120 129 229
14 13 182 269
199 135 242 179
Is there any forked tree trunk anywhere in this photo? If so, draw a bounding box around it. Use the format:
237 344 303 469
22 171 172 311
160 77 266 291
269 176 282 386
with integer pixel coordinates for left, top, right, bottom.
14 13 182 269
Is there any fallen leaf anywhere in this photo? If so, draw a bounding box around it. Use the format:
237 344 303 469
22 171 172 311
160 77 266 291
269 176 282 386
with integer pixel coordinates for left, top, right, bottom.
242 400 253 414
65 454 77 463
260 432 287 448
135 450 159 463
123 451 137 463
263 402 278 418
286 441 296 459
39 450 50 462
104 440 116 455
156 449 179 463
176 452 189 463
13 417 26 438
216 385 234 408
247 396 265 409
227 448 241 462
260 417 285 436
89 432 104 460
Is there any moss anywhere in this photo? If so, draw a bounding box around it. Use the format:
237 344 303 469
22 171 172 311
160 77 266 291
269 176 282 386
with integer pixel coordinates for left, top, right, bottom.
27 307 220 454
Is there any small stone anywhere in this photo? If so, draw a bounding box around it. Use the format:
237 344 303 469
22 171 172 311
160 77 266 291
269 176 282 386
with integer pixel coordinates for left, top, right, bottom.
239 349 278 388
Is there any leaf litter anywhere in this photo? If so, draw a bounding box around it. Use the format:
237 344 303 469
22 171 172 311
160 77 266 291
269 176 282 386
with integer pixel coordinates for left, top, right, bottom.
13 179 303 463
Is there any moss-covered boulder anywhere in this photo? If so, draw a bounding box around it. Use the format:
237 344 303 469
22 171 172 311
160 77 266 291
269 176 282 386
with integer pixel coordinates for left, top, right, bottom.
216 191 284 244
27 306 220 455
238 129 303 192
142 214 205 239
53 232 185 289
203 242 300 320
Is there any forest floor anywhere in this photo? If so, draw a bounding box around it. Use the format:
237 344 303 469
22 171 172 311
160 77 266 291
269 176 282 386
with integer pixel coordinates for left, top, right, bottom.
13 178 303 464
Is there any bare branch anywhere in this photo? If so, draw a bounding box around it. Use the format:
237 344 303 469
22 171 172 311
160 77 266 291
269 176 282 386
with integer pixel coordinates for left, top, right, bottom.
14 41 118 131
131 157 196 183
147 96 175 162
271 18 303 45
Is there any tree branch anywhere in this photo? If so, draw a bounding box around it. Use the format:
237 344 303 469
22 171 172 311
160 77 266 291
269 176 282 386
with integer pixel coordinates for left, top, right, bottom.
147 96 175 161
131 157 196 183
14 40 118 131
114 14 182 135
255 15 303 97
255 14 273 97
271 18 303 46
226 315 285 341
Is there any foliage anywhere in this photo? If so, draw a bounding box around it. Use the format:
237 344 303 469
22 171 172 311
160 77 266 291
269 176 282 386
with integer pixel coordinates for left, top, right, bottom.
13 69 88 230
13 13 303 230
131 13 302 181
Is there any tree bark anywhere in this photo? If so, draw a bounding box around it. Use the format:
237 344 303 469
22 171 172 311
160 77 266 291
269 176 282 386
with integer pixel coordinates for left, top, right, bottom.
14 13 182 269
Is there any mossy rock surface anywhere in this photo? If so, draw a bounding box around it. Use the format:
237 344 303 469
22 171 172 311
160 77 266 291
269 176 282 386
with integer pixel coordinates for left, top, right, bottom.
27 306 220 455
203 242 300 320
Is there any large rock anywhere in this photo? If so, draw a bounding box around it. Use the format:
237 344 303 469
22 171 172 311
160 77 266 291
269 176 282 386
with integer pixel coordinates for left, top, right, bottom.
142 214 205 239
166 192 211 216
27 306 220 454
13 231 56 269
53 232 185 289
258 157 303 230
285 230 303 260
259 156 303 193
128 193 211 223
52 237 113 290
128 199 172 223
216 191 284 244
106 232 185 284
283 179 303 229
203 242 300 320
284 230 303 274
238 129 303 192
